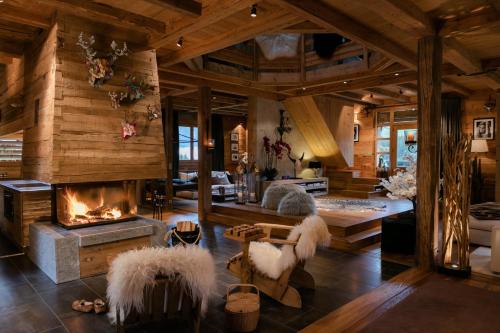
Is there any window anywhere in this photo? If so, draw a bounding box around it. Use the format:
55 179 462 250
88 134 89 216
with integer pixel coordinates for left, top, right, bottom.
376 112 391 169
178 126 198 161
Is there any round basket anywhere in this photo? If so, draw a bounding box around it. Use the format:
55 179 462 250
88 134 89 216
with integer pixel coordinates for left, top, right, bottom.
225 284 260 332
169 226 201 247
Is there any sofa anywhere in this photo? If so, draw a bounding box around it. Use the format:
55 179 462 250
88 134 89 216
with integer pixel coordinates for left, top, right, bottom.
469 202 500 247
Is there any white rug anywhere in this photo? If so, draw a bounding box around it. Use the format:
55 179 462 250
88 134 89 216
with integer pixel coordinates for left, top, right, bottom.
470 247 500 277
314 198 386 212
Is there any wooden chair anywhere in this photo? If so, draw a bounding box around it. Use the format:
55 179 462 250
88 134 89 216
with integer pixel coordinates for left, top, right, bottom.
227 223 317 308
115 275 201 333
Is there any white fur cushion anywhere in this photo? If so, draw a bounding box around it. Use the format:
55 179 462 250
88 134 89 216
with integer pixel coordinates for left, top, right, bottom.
249 215 331 279
261 183 305 210
107 246 216 324
277 191 317 216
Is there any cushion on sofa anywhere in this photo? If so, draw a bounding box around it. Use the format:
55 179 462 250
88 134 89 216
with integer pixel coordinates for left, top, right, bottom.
261 183 305 210
277 191 316 216
469 215 500 232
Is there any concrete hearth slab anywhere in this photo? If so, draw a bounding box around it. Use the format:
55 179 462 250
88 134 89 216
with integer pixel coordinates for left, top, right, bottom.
29 217 158 284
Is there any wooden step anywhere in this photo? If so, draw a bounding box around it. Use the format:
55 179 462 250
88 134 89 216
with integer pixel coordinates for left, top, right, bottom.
351 176 381 186
331 226 382 251
330 189 385 199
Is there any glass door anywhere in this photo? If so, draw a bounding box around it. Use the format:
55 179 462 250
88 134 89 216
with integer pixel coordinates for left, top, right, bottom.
391 124 417 171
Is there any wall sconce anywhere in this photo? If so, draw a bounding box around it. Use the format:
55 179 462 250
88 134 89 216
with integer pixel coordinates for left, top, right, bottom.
207 138 215 150
404 130 417 153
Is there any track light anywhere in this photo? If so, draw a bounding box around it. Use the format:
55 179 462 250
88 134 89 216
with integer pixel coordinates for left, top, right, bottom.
250 4 257 17
176 37 184 48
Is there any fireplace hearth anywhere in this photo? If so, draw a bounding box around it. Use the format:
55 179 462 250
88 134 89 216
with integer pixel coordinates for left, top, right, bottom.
52 180 137 229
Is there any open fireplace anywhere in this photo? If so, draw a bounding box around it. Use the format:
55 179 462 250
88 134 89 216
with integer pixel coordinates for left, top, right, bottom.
52 180 137 229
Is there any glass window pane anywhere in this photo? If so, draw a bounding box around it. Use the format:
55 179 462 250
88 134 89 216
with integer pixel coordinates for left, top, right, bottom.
396 129 417 167
376 139 390 153
179 126 191 160
192 127 198 160
377 126 390 138
376 154 390 169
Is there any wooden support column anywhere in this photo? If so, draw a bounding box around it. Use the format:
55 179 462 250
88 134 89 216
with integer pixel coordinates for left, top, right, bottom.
496 91 500 202
162 96 174 210
198 87 212 221
416 36 442 270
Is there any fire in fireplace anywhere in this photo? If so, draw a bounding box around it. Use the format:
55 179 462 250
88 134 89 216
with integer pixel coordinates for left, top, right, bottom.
52 181 137 229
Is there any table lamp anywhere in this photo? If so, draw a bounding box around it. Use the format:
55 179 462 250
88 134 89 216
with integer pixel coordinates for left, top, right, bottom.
308 161 322 178
471 139 488 204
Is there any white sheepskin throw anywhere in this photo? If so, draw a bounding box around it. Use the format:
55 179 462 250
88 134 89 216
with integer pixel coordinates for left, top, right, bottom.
106 246 216 324
261 183 305 210
249 215 331 279
277 191 317 216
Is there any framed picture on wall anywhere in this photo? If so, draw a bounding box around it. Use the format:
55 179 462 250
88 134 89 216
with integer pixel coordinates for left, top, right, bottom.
231 143 238 152
231 133 239 142
231 153 239 162
473 118 495 140
354 124 360 142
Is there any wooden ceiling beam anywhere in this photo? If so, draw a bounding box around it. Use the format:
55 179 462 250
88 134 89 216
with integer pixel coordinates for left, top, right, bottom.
442 79 473 96
0 40 24 58
278 20 328 33
151 0 259 49
271 0 417 69
330 92 381 106
35 0 166 35
143 0 202 17
365 87 410 103
0 4 51 28
157 10 301 66
439 8 500 38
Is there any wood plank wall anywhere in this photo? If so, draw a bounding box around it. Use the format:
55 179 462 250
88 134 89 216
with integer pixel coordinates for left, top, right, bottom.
52 14 166 183
0 58 25 136
353 104 376 177
223 116 246 172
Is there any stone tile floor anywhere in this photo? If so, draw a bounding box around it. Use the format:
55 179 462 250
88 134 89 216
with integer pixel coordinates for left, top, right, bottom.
0 220 408 333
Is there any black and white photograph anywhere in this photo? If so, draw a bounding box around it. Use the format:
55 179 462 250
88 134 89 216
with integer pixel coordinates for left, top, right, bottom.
231 132 239 141
473 118 495 140
354 124 359 142
231 153 239 162
231 143 238 152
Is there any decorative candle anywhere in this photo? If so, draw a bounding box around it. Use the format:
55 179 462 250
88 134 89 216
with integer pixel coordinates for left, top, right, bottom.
250 192 256 202
237 192 243 200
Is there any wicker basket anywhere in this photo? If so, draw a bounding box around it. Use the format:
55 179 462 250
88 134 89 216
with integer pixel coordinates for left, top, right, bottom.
225 284 260 332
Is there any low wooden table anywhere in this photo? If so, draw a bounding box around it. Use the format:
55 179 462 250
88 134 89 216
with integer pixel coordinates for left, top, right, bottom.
223 225 266 283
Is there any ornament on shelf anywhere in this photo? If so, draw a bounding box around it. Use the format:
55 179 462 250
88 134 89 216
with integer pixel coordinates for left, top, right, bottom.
108 73 154 109
76 32 128 87
146 104 160 121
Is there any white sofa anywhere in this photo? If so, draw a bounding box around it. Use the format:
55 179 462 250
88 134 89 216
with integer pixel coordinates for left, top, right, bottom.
469 215 500 246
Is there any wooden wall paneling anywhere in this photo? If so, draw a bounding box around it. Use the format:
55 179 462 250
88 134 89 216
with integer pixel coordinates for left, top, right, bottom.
353 105 376 177
223 116 247 172
51 14 166 183
416 36 442 271
496 91 500 202
0 57 25 137
197 86 212 221
163 96 174 210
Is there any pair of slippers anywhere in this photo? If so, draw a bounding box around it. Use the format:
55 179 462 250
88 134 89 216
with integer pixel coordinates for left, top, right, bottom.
72 299 107 314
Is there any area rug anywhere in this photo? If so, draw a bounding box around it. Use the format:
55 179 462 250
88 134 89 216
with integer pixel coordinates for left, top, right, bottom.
314 198 386 212
360 276 500 333
470 247 500 277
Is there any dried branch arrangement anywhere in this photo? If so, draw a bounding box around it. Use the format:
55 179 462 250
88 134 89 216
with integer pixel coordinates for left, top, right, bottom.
76 32 128 87
441 134 472 271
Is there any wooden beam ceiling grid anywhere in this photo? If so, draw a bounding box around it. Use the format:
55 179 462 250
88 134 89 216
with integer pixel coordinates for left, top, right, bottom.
0 3 52 28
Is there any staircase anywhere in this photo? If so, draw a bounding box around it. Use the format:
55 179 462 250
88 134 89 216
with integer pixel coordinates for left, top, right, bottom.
327 169 386 199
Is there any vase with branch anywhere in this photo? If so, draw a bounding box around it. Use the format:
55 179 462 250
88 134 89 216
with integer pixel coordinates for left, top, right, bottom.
380 156 417 212
262 136 292 181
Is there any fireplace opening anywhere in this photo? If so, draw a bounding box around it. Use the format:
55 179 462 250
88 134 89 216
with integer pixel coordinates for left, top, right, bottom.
52 180 137 229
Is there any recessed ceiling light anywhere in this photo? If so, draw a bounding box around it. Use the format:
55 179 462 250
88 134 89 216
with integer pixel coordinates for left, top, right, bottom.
394 73 400 76
176 36 184 48
343 81 348 84
250 4 257 17
302 87 306 91
212 96 216 100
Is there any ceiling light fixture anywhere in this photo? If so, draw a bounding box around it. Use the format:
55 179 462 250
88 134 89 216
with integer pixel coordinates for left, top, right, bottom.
176 37 184 48
343 81 348 84
250 4 257 17
394 73 400 76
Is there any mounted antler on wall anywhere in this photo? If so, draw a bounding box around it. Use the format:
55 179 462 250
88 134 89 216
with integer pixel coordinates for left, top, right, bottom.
288 151 304 178
76 32 128 87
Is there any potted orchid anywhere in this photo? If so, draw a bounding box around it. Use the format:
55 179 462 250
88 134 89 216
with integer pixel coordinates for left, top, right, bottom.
261 136 291 181
380 156 417 212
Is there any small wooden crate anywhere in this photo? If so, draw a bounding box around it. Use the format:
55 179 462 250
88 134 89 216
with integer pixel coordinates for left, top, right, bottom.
225 284 260 332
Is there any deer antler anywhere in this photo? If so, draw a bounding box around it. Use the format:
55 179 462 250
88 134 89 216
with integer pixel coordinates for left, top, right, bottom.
109 40 128 64
76 32 97 61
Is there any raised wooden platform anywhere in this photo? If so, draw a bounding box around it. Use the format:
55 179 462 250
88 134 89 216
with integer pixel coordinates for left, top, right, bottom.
209 197 411 251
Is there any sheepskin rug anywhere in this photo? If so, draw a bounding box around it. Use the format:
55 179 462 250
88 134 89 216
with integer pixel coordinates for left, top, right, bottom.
277 191 317 216
249 215 331 279
107 245 215 324
261 183 305 210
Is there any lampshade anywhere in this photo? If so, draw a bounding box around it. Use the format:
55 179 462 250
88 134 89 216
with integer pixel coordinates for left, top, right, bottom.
471 139 488 153
308 161 322 169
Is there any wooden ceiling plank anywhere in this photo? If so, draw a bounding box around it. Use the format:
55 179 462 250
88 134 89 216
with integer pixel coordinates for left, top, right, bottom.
151 0 258 49
143 0 202 17
271 0 417 69
370 0 435 35
366 87 410 103
0 40 24 58
439 9 500 38
0 4 51 28
35 0 166 34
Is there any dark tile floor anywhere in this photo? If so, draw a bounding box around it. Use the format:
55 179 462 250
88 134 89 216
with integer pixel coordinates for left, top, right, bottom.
0 221 409 333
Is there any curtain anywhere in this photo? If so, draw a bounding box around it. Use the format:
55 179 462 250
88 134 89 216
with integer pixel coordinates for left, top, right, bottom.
441 93 462 143
211 114 225 171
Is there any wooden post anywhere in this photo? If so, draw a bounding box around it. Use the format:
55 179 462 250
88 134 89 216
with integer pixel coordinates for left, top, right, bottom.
416 36 442 271
495 91 500 202
162 96 174 210
198 86 212 221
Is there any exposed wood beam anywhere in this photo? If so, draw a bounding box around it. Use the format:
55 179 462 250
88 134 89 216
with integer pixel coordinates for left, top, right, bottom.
330 92 381 106
162 96 174 210
35 0 166 34
483 57 500 71
370 0 435 35
442 79 473 96
157 10 301 66
197 86 212 221
279 20 327 33
0 4 51 28
439 8 500 38
272 0 417 68
144 0 202 17
366 87 410 103
0 40 24 58
151 0 258 49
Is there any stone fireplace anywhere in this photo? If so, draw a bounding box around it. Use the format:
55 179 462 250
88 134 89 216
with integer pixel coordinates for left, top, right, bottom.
52 180 137 229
